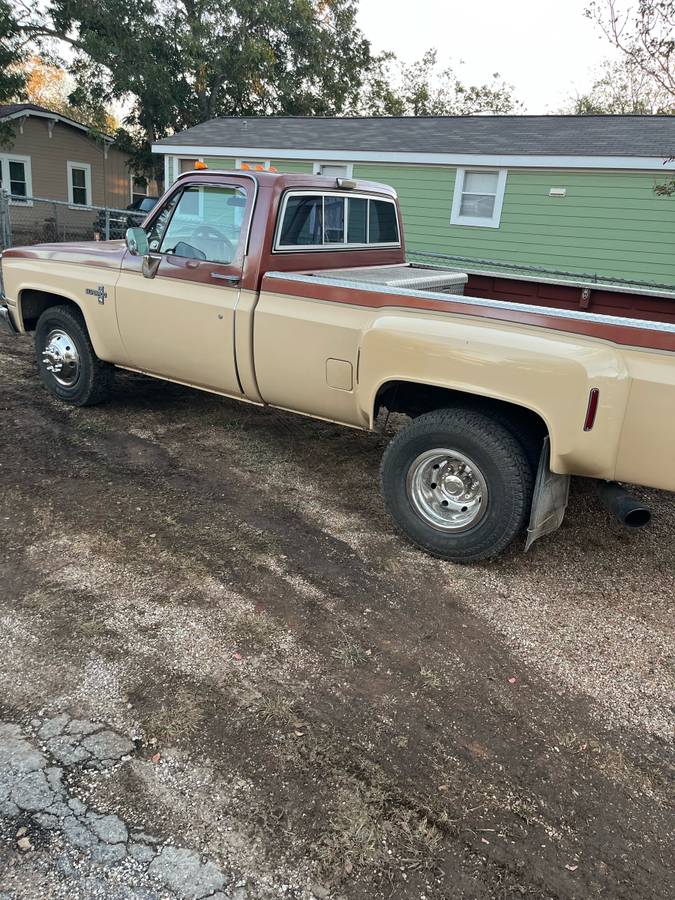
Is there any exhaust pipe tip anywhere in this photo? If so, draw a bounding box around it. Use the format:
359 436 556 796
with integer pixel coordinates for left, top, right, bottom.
623 506 651 529
597 481 651 529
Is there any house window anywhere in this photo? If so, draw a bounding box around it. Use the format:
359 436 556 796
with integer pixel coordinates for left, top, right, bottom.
0 154 32 204
236 159 270 171
130 176 149 203
67 161 92 207
179 157 203 174
450 168 507 228
313 163 354 178
276 192 400 250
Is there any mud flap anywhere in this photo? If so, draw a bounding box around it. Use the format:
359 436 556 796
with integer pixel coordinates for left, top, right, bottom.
525 437 570 551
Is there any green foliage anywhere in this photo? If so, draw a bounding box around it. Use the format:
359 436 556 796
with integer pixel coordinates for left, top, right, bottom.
357 49 520 116
7 2 520 179
0 0 27 146
585 3 674 198
586 1 675 101
26 0 373 177
571 58 674 113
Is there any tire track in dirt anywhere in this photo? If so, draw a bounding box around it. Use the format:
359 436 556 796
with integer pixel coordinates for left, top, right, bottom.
1 336 674 899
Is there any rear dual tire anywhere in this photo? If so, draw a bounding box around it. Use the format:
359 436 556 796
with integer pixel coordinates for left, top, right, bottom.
381 408 534 563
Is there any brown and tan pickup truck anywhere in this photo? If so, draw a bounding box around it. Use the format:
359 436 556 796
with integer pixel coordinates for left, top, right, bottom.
1 169 673 561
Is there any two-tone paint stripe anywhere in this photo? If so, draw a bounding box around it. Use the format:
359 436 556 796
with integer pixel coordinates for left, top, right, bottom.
263 272 675 354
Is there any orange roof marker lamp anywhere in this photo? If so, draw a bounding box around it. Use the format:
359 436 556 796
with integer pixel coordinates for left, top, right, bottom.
240 163 278 172
193 160 278 173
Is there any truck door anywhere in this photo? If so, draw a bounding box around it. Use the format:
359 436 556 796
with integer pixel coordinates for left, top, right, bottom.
115 179 251 395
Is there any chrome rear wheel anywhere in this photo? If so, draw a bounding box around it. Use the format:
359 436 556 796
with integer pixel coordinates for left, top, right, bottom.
381 408 534 563
406 449 487 532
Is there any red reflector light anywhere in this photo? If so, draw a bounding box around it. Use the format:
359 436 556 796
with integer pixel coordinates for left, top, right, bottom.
584 388 600 431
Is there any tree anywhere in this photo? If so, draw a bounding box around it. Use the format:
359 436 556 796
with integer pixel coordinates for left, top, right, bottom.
586 1 675 101
357 49 520 116
20 55 119 132
12 0 374 178
570 57 673 113
585 2 674 196
0 0 27 145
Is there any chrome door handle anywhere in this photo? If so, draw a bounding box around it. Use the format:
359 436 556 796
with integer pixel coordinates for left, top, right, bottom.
210 272 240 284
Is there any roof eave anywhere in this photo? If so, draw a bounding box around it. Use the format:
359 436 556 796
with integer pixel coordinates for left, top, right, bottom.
1 108 115 143
151 143 675 171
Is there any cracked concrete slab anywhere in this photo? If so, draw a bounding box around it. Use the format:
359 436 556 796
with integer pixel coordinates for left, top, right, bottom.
148 847 226 899
0 714 238 900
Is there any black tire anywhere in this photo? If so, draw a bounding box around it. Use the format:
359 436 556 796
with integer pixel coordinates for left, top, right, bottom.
34 305 114 406
380 408 534 563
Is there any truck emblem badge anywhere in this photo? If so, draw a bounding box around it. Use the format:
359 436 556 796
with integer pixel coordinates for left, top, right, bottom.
86 285 107 305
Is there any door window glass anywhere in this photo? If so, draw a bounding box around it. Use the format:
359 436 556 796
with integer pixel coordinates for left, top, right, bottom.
157 185 247 264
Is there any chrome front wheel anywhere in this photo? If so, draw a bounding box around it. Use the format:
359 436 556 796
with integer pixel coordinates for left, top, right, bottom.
34 305 114 406
42 328 81 387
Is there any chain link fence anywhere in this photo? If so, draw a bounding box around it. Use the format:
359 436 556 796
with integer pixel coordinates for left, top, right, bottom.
0 192 146 250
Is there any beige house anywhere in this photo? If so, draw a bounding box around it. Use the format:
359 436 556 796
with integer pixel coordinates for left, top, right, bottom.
0 102 136 208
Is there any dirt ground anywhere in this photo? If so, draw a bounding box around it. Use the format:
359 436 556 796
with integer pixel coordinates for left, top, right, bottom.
0 331 673 900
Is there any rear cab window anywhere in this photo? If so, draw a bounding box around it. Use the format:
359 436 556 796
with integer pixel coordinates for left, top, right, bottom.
275 191 400 251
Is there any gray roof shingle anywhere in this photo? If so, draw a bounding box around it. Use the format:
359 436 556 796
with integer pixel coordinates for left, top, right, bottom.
153 115 675 158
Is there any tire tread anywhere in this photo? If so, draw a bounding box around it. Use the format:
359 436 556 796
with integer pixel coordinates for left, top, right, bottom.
380 408 534 563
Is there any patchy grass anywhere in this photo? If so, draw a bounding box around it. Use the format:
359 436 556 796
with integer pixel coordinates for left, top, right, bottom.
332 630 371 668
419 665 443 690
141 685 207 743
316 779 443 880
256 693 297 727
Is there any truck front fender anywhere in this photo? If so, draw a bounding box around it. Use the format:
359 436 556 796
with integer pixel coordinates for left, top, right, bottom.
2 256 124 363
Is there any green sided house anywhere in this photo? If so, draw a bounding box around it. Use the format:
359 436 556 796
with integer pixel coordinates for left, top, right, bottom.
152 115 675 286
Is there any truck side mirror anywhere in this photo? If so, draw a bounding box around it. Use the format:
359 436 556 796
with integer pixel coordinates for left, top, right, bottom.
125 226 149 257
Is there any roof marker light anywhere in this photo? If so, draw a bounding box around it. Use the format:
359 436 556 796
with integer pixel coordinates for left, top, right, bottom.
194 160 208 169
584 388 600 431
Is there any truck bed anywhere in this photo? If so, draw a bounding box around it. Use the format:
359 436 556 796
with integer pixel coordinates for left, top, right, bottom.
318 262 675 329
267 263 675 355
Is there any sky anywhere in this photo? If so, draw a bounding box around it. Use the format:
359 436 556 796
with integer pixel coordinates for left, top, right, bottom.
355 0 618 113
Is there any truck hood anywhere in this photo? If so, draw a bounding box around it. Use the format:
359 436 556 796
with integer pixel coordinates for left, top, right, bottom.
2 240 127 270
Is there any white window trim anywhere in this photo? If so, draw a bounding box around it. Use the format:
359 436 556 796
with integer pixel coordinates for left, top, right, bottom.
67 160 92 208
235 159 271 171
450 168 507 229
312 162 354 178
0 153 33 206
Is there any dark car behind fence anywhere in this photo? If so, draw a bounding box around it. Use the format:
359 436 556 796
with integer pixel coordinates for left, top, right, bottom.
0 192 146 250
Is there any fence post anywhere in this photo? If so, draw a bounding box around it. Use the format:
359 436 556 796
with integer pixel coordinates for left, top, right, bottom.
105 208 110 241
0 191 11 249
